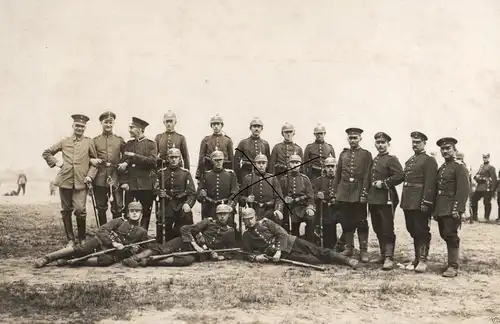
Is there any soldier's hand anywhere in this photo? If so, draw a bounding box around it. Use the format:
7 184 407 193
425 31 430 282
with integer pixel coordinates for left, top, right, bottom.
330 198 336 205
246 195 255 203
452 211 460 220
420 204 429 212
360 196 367 204
216 255 225 261
121 184 130 191
182 203 191 213
124 151 135 157
130 245 140 254
191 242 205 253
306 208 315 217
272 250 281 262
195 233 206 244
210 251 220 260
285 196 293 204
255 254 268 263
274 210 283 220
199 189 207 197
117 162 128 171
90 158 102 167
317 191 324 200
159 189 167 198
84 176 93 184
373 180 384 189
112 242 124 250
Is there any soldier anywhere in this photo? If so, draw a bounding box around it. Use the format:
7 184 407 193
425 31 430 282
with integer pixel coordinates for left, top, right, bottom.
122 204 236 267
197 150 239 227
331 128 372 262
86 111 126 225
269 123 303 176
238 154 284 224
367 132 404 270
49 180 56 196
433 137 469 277
400 131 438 273
470 153 498 222
314 156 342 249
42 114 97 246
34 199 150 268
195 114 234 181
157 147 196 242
155 110 190 170
240 208 359 269
119 117 158 231
279 154 315 241
303 124 336 185
456 151 473 221
233 117 271 185
16 171 27 196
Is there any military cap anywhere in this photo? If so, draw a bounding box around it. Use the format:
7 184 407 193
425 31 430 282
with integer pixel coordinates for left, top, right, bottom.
436 137 458 147
345 127 363 135
163 110 177 121
250 117 263 127
313 124 326 134
288 154 302 163
128 198 143 210
324 156 337 166
410 131 428 141
483 152 490 158
130 117 149 129
254 154 268 163
210 114 224 125
281 123 295 132
216 204 233 214
210 150 224 160
71 114 90 125
167 147 181 157
99 111 116 121
241 207 256 219
374 132 391 142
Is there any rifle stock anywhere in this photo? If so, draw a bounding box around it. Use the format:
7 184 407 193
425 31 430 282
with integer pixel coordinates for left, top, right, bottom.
149 248 241 261
157 160 166 244
238 251 326 271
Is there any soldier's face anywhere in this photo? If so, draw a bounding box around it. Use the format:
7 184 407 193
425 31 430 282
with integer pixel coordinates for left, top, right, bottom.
440 145 456 159
255 161 267 173
375 139 389 153
212 158 224 169
101 119 114 133
250 125 262 136
412 139 425 152
129 125 141 138
128 209 142 221
483 156 490 163
288 160 301 172
211 123 223 133
164 119 177 132
243 215 256 227
348 135 361 148
216 212 229 225
314 132 325 141
282 131 294 141
325 165 336 176
72 123 86 136
168 156 181 167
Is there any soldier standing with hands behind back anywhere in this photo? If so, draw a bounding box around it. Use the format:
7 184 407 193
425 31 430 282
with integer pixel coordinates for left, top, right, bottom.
470 153 497 222
155 110 190 170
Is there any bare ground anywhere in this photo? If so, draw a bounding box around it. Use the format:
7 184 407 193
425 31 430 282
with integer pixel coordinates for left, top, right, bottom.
1 195 500 324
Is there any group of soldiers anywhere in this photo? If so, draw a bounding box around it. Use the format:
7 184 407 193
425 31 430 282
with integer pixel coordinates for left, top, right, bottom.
37 110 488 277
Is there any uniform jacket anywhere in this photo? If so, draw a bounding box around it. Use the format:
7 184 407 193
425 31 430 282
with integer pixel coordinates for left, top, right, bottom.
17 173 27 185
197 168 239 208
473 163 497 192
238 172 284 213
180 218 236 249
269 141 303 175
96 218 148 247
433 159 470 216
87 132 126 187
367 152 404 205
155 131 190 170
241 218 296 256
233 136 271 182
331 147 372 203
160 166 196 210
314 174 340 223
303 141 335 177
279 172 315 209
42 135 97 190
196 133 234 179
400 151 438 210
121 136 158 191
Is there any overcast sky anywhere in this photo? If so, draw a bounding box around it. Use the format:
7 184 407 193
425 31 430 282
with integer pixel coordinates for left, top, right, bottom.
1 0 499 174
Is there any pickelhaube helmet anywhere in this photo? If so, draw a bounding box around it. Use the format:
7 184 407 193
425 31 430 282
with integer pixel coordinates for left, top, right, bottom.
313 124 326 134
241 207 256 219
281 123 294 133
324 155 337 166
250 117 263 127
167 147 181 157
210 149 224 160
210 114 224 125
128 198 143 210
163 110 177 121
216 204 233 214
254 154 268 163
288 154 302 163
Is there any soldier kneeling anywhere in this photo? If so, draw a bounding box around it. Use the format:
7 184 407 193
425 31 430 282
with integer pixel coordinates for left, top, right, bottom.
240 208 359 269
34 199 150 268
122 203 237 267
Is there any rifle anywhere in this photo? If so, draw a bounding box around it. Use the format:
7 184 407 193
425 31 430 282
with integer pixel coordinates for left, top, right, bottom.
157 159 166 244
238 251 326 271
149 247 241 261
318 198 324 248
66 238 156 264
86 183 100 227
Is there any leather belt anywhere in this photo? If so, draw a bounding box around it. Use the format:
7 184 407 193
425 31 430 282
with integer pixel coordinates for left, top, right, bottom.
404 182 423 188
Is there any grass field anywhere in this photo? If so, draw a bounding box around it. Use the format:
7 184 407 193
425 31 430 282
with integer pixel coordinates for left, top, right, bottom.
1 183 500 324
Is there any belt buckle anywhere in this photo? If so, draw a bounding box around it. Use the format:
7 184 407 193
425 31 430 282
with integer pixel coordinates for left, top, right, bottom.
404 182 408 186
349 178 354 182
132 164 136 168
259 203 264 207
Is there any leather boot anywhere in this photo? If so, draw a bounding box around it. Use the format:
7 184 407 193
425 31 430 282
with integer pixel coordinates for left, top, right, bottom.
122 249 154 268
328 250 359 269
405 241 419 270
34 246 75 268
370 237 385 264
81 257 100 266
485 204 491 221
442 246 459 277
471 203 478 221
76 216 86 245
98 211 107 226
334 231 345 252
155 256 195 267
305 220 315 243
291 223 300 237
358 230 369 263
341 232 354 257
382 242 395 271
61 213 76 246
414 243 429 273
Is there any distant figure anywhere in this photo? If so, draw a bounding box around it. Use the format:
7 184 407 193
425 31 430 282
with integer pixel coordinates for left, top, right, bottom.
49 180 56 196
17 172 27 196
4 190 19 196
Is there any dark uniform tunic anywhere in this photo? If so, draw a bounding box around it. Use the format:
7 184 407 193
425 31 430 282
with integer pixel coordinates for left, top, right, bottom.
400 151 438 246
238 172 284 223
269 142 303 175
197 168 239 221
195 133 234 180
314 174 341 249
233 136 271 184
279 172 315 224
470 162 497 220
155 131 190 170
303 141 335 185
433 159 469 248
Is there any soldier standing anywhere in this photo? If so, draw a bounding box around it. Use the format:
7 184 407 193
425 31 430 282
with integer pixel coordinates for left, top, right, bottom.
470 153 497 222
238 154 284 224
119 117 158 231
157 148 196 241
400 131 438 273
331 128 372 262
233 117 271 185
303 124 336 185
155 110 190 170
314 156 342 249
279 154 315 241
269 123 303 176
367 132 404 270
42 114 97 246
16 171 27 196
87 111 126 225
195 114 234 181
433 137 469 277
